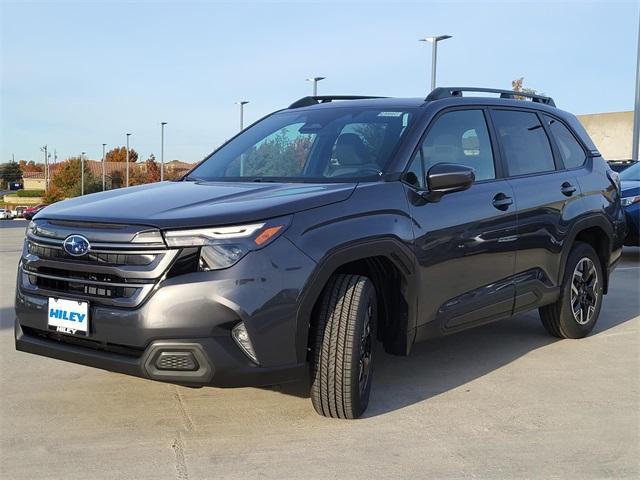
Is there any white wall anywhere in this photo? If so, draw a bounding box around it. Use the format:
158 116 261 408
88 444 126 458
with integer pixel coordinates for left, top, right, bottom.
577 111 633 161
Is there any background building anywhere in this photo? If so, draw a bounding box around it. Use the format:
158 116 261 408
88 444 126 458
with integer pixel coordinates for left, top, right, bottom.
577 111 633 161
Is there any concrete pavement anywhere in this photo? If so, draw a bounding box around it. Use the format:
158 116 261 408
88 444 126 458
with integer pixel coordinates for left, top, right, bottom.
0 219 638 479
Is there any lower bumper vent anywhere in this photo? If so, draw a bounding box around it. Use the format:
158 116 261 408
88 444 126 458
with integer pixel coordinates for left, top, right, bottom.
155 351 199 371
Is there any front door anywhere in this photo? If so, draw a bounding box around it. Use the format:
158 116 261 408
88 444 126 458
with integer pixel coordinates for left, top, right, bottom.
404 108 518 335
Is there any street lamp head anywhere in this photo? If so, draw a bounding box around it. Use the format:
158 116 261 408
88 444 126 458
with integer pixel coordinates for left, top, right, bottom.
306 76 326 82
419 35 452 43
161 122 167 126
126 133 132 137
235 101 249 106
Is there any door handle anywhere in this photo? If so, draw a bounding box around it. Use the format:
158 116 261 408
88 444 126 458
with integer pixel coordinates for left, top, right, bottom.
492 193 513 211
561 182 577 196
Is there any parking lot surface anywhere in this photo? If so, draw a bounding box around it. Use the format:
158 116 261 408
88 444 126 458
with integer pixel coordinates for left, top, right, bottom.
1 219 638 479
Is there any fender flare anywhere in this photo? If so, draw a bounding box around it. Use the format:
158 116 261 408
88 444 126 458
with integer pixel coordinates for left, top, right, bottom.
294 237 417 362
558 214 614 292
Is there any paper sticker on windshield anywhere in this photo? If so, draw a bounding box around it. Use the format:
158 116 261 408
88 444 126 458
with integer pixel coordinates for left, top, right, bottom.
377 111 404 117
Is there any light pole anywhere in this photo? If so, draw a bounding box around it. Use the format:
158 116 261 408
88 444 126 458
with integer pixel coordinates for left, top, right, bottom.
419 35 452 91
632 14 639 161
160 122 167 181
81 151 86 195
102 143 107 191
235 101 249 176
236 101 249 131
306 76 326 96
52 150 57 184
125 133 132 187
40 145 48 191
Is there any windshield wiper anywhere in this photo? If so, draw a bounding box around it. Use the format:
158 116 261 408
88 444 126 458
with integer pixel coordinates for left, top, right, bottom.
250 177 280 183
182 175 200 182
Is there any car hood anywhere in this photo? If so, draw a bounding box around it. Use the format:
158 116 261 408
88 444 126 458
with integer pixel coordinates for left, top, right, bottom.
37 180 357 229
621 180 640 198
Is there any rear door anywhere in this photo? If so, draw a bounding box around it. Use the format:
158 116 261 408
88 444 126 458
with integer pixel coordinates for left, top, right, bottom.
489 108 584 314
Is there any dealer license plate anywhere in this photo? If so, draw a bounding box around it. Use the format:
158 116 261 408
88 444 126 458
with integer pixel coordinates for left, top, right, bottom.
47 297 89 336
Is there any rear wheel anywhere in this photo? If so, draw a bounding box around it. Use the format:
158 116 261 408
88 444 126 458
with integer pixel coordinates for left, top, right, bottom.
310 274 377 419
539 242 604 339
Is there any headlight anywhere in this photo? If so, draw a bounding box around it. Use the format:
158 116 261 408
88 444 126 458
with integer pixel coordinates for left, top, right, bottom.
162 217 290 271
621 195 640 207
163 223 265 247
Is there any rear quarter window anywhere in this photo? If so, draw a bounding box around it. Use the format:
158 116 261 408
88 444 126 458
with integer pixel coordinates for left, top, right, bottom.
544 115 587 169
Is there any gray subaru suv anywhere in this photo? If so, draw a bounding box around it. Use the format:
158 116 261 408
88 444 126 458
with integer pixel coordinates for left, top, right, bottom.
15 88 625 418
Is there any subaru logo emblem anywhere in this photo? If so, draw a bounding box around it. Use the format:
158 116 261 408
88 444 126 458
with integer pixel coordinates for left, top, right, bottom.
63 234 91 256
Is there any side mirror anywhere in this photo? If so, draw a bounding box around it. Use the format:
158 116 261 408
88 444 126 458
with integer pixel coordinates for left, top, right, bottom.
424 163 475 201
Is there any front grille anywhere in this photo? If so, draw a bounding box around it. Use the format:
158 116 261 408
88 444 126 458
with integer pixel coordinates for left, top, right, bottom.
27 267 138 299
23 326 144 358
27 241 156 266
20 220 179 308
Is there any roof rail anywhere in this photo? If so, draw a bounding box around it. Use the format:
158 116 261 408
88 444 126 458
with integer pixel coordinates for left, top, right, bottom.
288 95 387 109
426 87 556 107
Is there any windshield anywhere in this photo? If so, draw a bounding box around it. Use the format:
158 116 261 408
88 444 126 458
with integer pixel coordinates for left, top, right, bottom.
619 162 640 181
189 107 417 182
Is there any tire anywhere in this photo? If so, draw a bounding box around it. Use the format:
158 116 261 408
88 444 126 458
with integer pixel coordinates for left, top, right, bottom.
310 274 377 419
539 242 604 339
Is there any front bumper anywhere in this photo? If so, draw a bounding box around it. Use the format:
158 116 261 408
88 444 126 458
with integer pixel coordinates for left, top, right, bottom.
15 322 306 387
15 236 316 387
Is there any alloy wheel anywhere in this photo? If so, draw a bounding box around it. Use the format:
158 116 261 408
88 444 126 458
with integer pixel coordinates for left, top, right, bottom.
570 257 599 325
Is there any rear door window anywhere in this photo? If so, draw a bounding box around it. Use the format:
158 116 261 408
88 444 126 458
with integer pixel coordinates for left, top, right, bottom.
491 110 556 176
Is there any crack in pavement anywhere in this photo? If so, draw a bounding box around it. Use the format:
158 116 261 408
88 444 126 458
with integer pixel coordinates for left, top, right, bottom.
172 386 195 432
169 386 195 480
171 432 190 480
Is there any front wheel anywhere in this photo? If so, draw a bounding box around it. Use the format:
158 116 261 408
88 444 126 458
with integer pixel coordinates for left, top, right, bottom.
310 274 377 419
539 242 604 339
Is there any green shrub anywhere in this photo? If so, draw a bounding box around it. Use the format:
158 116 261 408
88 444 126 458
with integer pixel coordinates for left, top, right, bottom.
16 189 45 198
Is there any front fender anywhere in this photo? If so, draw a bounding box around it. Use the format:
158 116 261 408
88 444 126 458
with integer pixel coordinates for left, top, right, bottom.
285 182 418 361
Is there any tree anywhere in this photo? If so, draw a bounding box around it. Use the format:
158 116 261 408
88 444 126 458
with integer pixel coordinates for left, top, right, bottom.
18 160 44 173
164 168 183 181
105 146 139 163
51 157 101 198
0 161 23 186
130 154 161 186
41 185 64 204
226 127 304 177
143 154 161 183
293 137 314 169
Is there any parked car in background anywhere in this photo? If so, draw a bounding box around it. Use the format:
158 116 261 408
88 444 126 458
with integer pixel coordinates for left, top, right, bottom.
13 206 29 218
0 208 14 220
619 162 640 245
23 204 47 220
608 160 637 173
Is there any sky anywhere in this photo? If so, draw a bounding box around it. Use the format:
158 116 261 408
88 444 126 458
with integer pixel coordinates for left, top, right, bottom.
1 0 638 165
